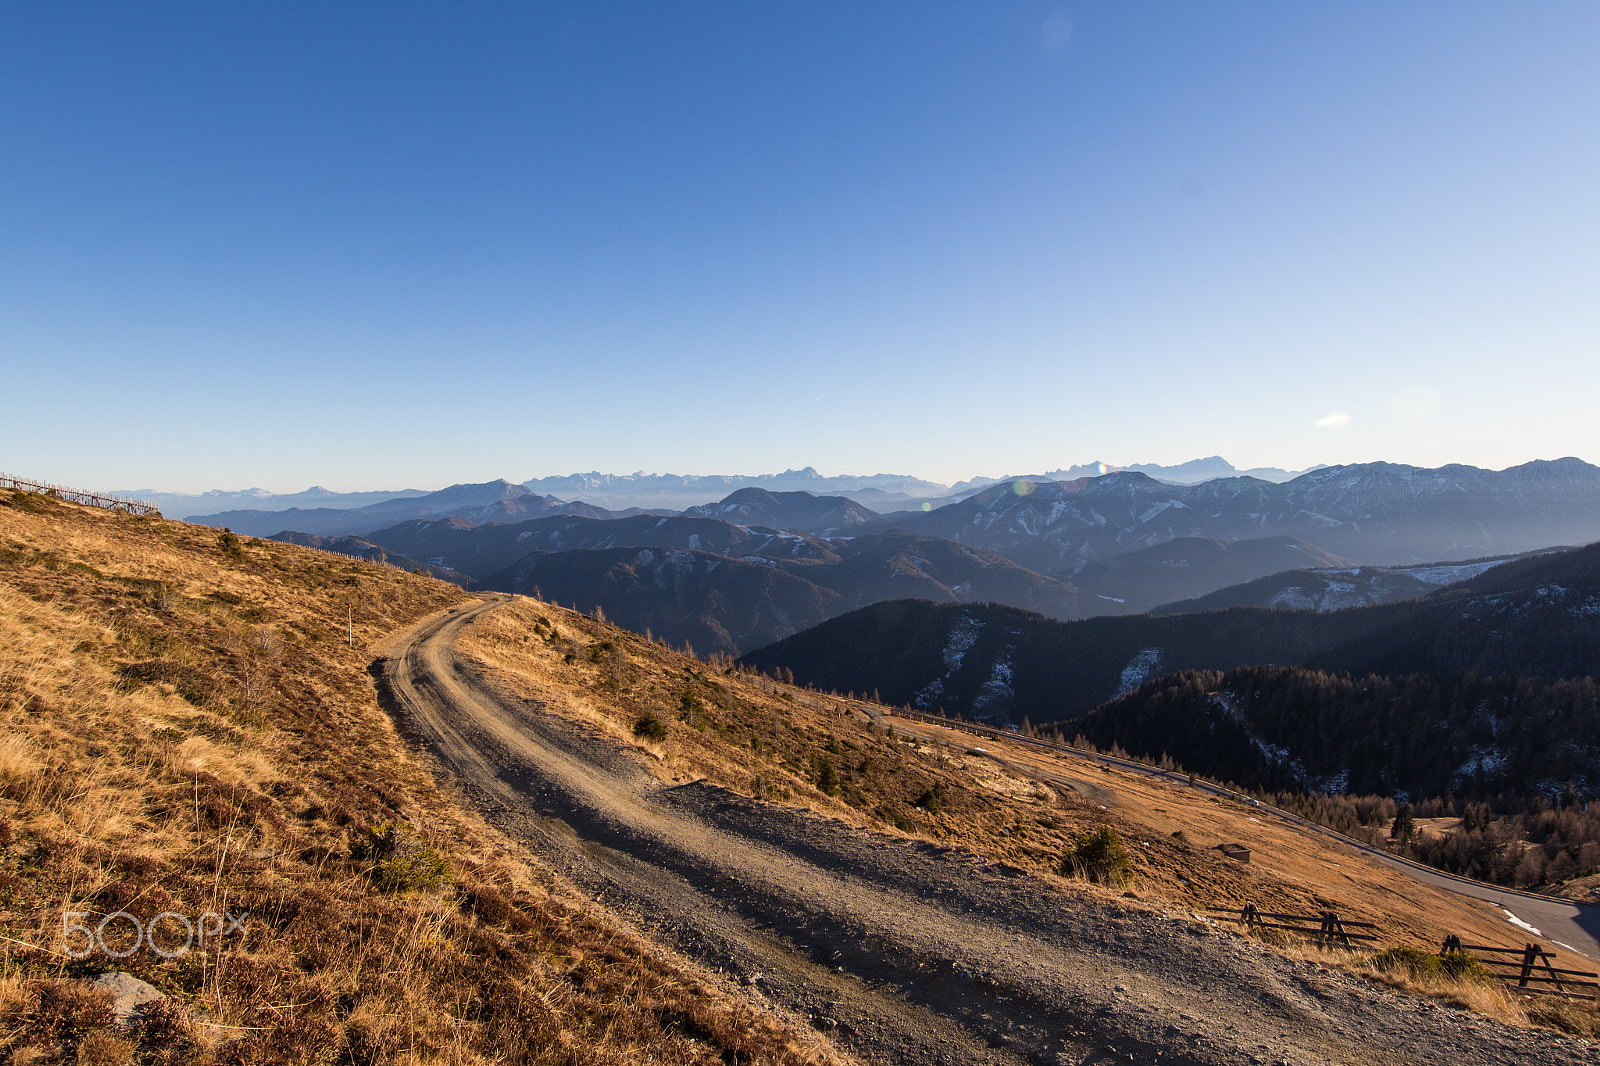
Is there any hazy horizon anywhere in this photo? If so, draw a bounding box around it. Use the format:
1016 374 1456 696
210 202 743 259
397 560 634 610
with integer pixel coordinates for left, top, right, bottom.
99 452 1599 502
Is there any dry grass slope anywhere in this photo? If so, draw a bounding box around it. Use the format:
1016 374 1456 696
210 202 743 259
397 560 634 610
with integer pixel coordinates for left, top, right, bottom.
455 596 1600 1040
0 490 849 1066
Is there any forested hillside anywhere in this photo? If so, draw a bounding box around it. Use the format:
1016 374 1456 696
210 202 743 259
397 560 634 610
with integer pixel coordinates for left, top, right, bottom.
1067 665 1600 800
745 541 1600 725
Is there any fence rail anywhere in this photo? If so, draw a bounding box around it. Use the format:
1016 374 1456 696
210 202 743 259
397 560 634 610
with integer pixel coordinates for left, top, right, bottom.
1441 937 1599 1000
1208 904 1379 947
0 474 162 517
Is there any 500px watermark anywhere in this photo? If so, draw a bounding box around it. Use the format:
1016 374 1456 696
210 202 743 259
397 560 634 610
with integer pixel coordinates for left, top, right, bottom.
63 911 247 959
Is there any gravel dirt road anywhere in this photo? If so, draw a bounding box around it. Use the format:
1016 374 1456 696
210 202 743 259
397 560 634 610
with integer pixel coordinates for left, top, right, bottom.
378 596 1596 1066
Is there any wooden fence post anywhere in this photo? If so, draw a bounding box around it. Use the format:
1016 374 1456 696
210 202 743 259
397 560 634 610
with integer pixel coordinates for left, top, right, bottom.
1518 943 1541 989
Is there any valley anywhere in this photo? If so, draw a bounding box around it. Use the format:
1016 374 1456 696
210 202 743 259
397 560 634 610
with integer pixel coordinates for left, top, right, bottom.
203 458 1600 663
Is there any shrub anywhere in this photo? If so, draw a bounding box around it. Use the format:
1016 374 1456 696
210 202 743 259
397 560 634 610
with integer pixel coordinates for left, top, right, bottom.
678 687 703 723
632 710 668 741
358 823 450 893
913 782 948 815
1063 825 1134 886
814 755 840 796
1438 951 1495 985
218 528 243 558
1372 946 1495 986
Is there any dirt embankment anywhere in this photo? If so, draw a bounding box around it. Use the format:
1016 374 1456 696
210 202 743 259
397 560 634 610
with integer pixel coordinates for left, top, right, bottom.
380 596 1597 1066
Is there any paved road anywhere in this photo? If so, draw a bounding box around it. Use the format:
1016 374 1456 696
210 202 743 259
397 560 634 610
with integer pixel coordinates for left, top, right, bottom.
874 707 1600 962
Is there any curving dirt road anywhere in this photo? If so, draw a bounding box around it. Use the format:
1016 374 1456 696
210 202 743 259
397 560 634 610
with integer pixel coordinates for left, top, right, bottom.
377 597 1595 1066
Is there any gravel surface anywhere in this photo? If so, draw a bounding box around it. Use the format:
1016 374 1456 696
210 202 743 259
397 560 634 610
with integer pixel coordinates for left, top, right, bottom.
380 598 1596 1066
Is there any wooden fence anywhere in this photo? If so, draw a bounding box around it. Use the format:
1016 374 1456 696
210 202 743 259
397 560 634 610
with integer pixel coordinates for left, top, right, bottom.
1208 904 1379 948
0 474 161 517
1440 936 1600 1001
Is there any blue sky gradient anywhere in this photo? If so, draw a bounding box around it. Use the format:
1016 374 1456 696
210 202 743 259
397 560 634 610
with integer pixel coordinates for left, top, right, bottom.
3 3 1597 492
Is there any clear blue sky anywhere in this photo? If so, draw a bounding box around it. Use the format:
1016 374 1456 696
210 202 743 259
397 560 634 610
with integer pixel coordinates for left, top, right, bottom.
3 3 1597 493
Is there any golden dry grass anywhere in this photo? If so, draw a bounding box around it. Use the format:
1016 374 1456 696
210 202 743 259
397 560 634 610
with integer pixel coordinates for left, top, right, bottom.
455 594 1600 1038
0 491 853 1066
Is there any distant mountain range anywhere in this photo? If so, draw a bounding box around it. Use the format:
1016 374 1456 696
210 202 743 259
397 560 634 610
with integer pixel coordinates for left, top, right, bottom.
131 456 1319 519
189 479 616 538
945 456 1319 495
362 509 1082 654
741 540 1600 732
1148 552 1541 614
885 459 1600 571
180 458 1600 659
516 467 950 512
682 487 881 534
113 485 428 520
1068 536 1353 614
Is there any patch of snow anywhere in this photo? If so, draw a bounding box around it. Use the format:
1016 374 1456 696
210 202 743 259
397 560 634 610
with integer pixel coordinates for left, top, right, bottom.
1312 769 1349 793
941 615 984 672
1503 909 1543 937
1096 594 1126 603
1115 648 1162 696
1268 588 1317 611
1457 748 1509 781
971 653 1015 715
1396 560 1505 585
1137 501 1176 524
1210 692 1310 782
912 614 985 710
636 549 655 565
687 534 701 550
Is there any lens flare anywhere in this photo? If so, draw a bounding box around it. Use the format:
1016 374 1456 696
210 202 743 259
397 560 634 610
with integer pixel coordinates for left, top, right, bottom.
1013 479 1035 496
921 501 932 512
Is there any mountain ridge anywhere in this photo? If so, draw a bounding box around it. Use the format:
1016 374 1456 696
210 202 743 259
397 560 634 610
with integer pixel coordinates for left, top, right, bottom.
742 539 1600 730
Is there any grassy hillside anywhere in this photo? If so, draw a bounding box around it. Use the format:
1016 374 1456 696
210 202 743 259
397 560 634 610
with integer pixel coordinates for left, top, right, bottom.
0 489 843 1065
444 592 1559 973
